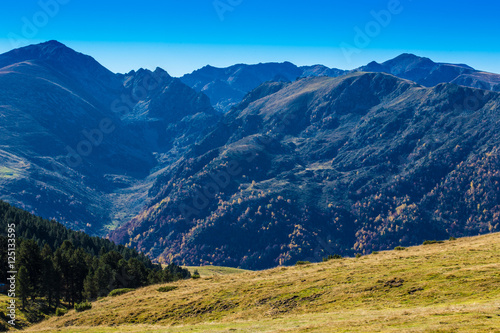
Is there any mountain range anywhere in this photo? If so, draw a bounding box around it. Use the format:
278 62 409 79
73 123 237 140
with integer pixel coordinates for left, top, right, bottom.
181 53 500 112
0 40 218 234
1 41 500 268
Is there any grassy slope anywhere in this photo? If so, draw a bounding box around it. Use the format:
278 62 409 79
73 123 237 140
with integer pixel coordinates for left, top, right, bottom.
0 294 31 330
29 233 500 333
183 266 249 277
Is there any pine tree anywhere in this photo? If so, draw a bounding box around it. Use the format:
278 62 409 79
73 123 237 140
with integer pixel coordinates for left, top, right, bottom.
18 239 43 300
17 265 29 310
41 244 60 309
83 273 98 301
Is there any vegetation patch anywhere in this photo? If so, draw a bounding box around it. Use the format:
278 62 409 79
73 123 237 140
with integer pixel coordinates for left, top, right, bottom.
55 308 67 316
157 286 178 293
108 288 135 297
182 266 249 276
74 302 92 312
323 254 342 261
423 240 445 245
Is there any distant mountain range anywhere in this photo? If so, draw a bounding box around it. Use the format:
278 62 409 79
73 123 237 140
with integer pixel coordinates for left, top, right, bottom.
181 53 500 112
180 62 346 112
1 41 500 268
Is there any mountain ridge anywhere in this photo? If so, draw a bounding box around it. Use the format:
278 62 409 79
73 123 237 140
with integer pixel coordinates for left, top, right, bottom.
1 41 500 269
111 71 500 268
181 52 500 112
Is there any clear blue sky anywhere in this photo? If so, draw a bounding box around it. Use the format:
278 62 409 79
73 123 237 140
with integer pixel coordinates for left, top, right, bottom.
0 0 499 77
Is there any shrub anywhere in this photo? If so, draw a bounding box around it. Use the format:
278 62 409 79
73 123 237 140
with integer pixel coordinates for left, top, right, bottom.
394 246 406 251
355 253 362 258
372 251 379 254
55 308 67 316
449 236 457 241
158 286 178 292
75 302 92 312
295 261 311 266
192 269 201 279
108 288 135 297
323 254 342 261
423 240 444 245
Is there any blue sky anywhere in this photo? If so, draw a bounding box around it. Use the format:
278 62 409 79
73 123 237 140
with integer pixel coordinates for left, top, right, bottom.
0 0 499 77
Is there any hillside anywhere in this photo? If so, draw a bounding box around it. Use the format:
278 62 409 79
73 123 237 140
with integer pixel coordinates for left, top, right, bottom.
0 200 190 330
112 72 500 269
28 232 500 332
0 41 218 235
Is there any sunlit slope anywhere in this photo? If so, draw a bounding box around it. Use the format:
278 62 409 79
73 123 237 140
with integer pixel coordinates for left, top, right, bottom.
30 232 500 332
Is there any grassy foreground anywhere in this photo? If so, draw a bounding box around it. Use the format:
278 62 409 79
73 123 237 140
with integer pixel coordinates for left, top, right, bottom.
28 233 500 332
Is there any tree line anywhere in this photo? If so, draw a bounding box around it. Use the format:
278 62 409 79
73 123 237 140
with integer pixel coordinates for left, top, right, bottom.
0 200 190 310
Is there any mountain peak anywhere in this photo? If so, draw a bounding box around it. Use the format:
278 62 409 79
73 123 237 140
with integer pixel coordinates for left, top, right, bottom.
40 40 66 47
1 40 88 67
0 40 117 79
12 40 73 57
383 53 434 66
392 53 422 60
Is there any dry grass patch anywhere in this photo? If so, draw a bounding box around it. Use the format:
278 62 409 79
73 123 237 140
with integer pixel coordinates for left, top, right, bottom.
28 232 500 332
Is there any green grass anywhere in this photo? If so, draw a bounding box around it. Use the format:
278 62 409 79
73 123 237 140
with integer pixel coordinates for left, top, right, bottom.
0 166 17 179
0 294 40 330
181 265 249 277
108 288 135 297
27 232 500 332
157 286 177 293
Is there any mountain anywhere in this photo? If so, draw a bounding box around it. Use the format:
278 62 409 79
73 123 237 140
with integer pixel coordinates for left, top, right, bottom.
111 72 500 269
2 41 500 270
0 41 219 235
180 62 346 112
180 54 500 114
300 64 347 78
357 53 500 91
0 40 122 107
